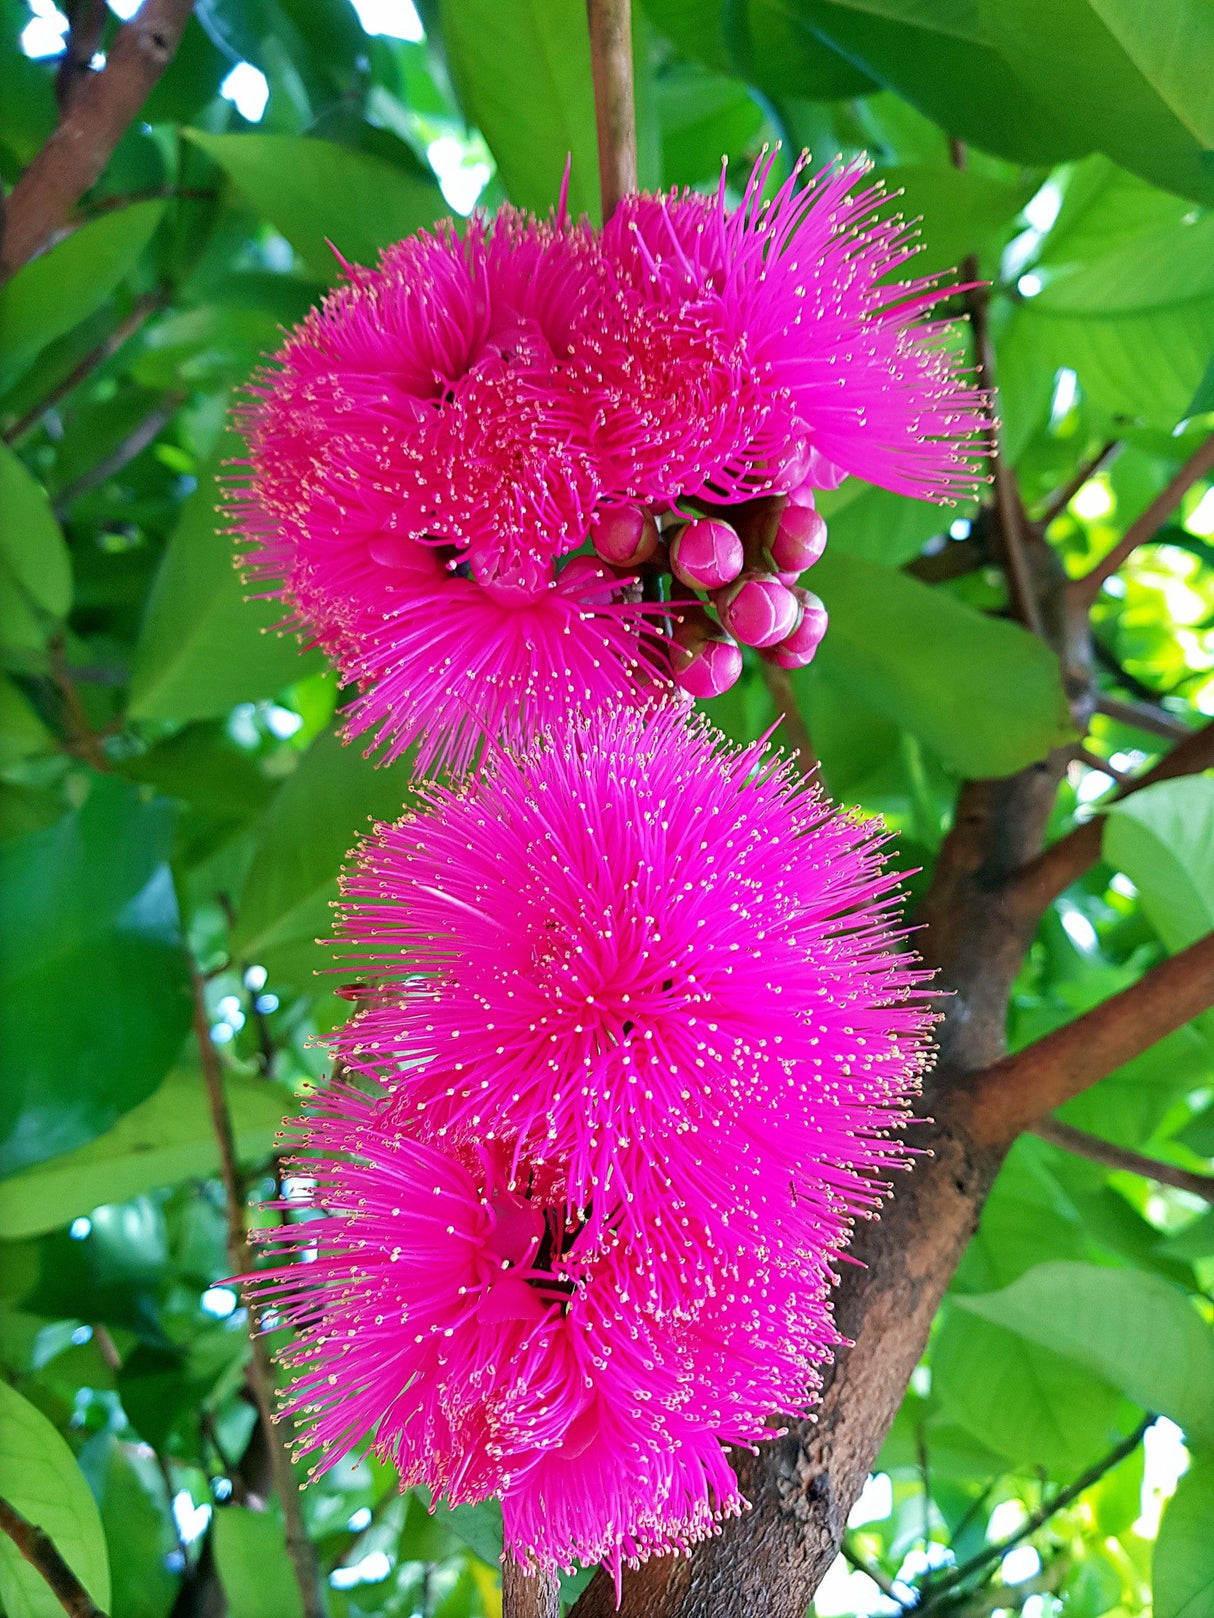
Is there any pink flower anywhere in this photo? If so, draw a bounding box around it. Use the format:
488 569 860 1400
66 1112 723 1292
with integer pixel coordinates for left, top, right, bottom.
242 1082 832 1578
335 703 931 1277
593 152 987 504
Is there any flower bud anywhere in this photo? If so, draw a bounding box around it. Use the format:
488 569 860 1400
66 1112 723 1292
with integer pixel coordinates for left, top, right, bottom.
766 589 828 669
669 518 744 592
715 571 801 648
768 504 827 581
670 604 743 699
470 547 553 607
591 505 661 568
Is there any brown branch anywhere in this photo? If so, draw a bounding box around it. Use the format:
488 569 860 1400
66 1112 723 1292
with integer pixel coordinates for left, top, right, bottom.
840 1539 902 1602
190 969 328 1618
1071 434 1214 606
0 1494 108 1618
966 933 1214 1146
3 292 163 444
503 1561 560 1618
1006 720 1214 915
55 0 109 114
761 661 817 774
1095 695 1193 743
50 634 111 772
0 0 194 279
1033 1118 1214 1201
585 0 637 223
53 391 184 515
1035 439 1121 530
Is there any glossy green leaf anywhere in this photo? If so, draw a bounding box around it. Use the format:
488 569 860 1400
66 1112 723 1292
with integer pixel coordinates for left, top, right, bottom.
0 779 192 1176
656 63 764 186
0 1382 111 1618
183 131 445 278
958 1261 1214 1446
0 202 165 393
214 1506 304 1618
0 1069 287 1240
231 726 416 960
1156 1458 1214 1618
78 1435 178 1618
878 163 1031 278
1104 776 1214 952
0 677 53 766
801 549 1075 776
439 0 599 219
129 457 322 721
0 443 71 617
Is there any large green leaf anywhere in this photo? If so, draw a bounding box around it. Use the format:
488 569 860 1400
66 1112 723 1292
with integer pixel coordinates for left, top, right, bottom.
182 132 445 278
958 1261 1214 1447
78 1435 178 1618
0 202 165 394
656 63 765 186
0 443 71 619
1156 1458 1214 1618
988 0 1214 205
231 726 416 960
0 1069 287 1240
438 0 599 219
213 1506 304 1618
129 458 322 721
0 779 192 1176
878 163 1031 278
800 549 1075 776
1103 777 1214 953
0 1383 111 1618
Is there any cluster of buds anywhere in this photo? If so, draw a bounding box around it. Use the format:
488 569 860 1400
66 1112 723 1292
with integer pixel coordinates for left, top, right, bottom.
589 487 831 699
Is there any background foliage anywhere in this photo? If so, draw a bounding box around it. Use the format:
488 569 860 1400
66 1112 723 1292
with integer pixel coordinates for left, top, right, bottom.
1 1 1212 1616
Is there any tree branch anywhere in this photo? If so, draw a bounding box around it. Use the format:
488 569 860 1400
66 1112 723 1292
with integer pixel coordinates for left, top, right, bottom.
53 390 184 516
503 1561 560 1618
1070 434 1214 606
1034 440 1121 530
0 0 194 279
1033 1118 1214 1201
585 0 637 223
1095 694 1193 743
0 1494 107 1618
966 934 1214 1146
191 968 328 1618
55 0 109 114
1005 721 1214 916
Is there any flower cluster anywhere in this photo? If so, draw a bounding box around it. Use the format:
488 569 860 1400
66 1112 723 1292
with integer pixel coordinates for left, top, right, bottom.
243 705 932 1579
233 152 984 771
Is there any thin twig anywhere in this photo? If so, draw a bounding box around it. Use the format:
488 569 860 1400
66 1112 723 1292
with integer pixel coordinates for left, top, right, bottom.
585 0 637 222
1006 721 1214 915
1071 434 1214 606
761 660 818 774
966 933 1214 1145
190 968 327 1618
3 292 164 444
0 1493 107 1618
1035 440 1121 530
0 0 195 278
53 391 184 515
1034 1117 1214 1201
840 1539 903 1601
1095 695 1193 743
55 0 109 113
50 634 111 772
918 1418 1151 1601
502 1560 560 1618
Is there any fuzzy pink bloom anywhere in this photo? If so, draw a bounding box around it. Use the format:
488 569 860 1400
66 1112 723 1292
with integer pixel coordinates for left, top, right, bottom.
335 703 931 1279
592 152 987 505
242 1083 833 1577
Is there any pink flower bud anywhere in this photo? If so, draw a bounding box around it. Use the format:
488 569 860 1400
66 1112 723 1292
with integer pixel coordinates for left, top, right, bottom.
669 518 744 592
786 478 817 510
768 504 827 580
715 571 801 648
767 590 828 669
673 637 744 699
470 547 553 607
591 506 661 568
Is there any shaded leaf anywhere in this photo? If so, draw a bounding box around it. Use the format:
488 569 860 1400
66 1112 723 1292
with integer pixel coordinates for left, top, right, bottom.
1155 1458 1214 1618
1103 776 1214 952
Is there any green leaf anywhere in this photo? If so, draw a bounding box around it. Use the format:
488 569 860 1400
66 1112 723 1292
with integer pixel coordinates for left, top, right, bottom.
988 0 1214 205
213 1506 304 1618
439 0 600 219
656 63 764 187
0 202 165 394
958 1261 1214 1446
1104 777 1214 952
78 1435 178 1618
0 1069 287 1240
816 480 957 566
0 1382 111 1618
878 163 1032 278
0 778 192 1177
128 456 322 722
801 549 1075 776
1156 1458 1214 1618
1187 353 1214 418
0 443 71 617
182 131 445 278
0 677 53 767
1034 216 1214 315
231 726 417 960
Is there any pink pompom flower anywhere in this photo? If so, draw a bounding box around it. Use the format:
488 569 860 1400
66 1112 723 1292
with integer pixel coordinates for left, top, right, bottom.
334 703 931 1278
594 151 987 506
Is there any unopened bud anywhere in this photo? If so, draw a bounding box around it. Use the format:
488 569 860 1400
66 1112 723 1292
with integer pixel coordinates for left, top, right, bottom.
670 518 744 592
767 504 827 581
670 605 743 698
591 506 661 568
715 571 801 648
766 589 828 668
